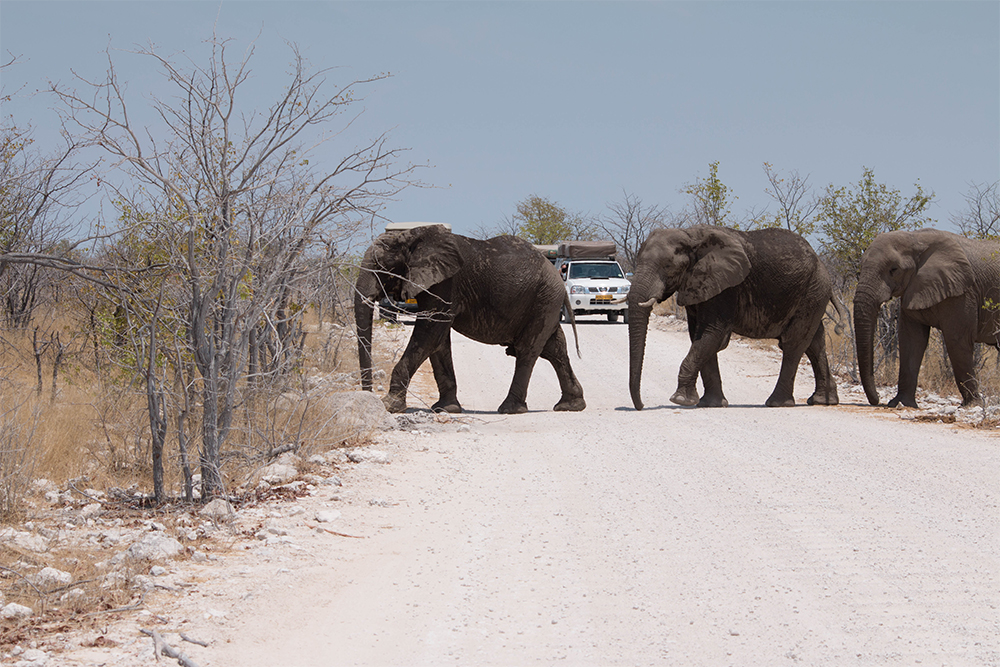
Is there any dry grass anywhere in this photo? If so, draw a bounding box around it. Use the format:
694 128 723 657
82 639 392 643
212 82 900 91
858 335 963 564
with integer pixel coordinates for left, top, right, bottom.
0 299 412 645
0 305 384 507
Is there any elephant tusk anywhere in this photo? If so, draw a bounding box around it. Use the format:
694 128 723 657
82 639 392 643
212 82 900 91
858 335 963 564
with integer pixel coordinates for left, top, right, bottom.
639 297 657 308
611 295 628 305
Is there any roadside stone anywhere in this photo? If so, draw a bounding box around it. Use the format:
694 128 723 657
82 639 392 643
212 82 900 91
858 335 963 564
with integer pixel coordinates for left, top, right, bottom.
126 533 184 561
133 575 156 591
265 523 290 536
1 603 33 620
347 448 390 464
28 567 72 590
79 503 103 520
314 510 341 523
30 479 58 496
322 449 349 464
319 390 397 437
0 529 49 553
260 463 297 485
200 498 235 523
14 647 48 667
260 454 301 485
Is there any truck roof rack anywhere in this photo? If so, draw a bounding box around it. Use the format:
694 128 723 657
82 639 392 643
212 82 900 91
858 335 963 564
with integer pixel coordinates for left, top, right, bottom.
384 222 452 232
556 240 616 259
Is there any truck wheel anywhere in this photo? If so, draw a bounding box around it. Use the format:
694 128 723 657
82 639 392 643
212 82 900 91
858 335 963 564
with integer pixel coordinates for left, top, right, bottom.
607 312 619 323
560 306 569 323
623 309 629 324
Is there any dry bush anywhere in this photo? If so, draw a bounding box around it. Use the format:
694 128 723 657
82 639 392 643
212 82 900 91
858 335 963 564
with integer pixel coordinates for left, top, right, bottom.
0 298 383 506
0 398 38 521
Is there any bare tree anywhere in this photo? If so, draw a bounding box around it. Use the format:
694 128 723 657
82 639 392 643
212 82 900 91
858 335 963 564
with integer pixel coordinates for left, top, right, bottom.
953 181 999 240
597 190 671 272
0 128 92 328
760 162 820 237
53 37 415 499
472 214 520 240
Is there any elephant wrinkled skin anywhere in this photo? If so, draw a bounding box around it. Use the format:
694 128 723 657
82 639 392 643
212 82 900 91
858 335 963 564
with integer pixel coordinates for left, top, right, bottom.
354 225 586 415
854 228 1000 408
627 225 840 410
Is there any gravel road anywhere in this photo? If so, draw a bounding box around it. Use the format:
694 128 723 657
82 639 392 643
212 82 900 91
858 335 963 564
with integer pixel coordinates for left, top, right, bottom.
209 317 999 666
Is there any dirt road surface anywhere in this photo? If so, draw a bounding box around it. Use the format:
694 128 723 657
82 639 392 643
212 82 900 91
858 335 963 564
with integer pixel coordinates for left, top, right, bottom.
97 318 1000 666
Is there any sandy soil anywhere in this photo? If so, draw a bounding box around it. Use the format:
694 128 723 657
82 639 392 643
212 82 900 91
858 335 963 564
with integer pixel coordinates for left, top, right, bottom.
55 316 999 666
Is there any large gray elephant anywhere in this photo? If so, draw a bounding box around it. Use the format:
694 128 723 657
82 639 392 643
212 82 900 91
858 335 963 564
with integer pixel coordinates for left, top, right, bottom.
627 225 840 409
854 228 1000 408
354 224 586 414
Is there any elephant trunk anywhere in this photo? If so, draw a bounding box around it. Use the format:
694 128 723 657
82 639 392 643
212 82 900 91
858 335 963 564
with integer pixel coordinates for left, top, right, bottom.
354 253 380 392
628 300 651 410
853 283 883 406
627 271 663 410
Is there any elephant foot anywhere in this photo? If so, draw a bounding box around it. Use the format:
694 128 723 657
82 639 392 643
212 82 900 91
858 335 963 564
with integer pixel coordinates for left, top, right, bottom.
432 399 463 414
670 387 699 407
887 394 918 409
698 394 729 408
497 398 529 414
382 393 407 414
765 394 796 407
960 395 984 408
554 396 586 412
807 389 839 406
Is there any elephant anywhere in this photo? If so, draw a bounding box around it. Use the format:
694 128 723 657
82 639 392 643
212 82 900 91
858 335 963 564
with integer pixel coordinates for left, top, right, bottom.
354 224 587 414
627 225 840 410
854 228 1000 408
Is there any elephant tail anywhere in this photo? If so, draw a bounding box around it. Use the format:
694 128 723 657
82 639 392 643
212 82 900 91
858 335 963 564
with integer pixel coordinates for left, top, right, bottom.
563 291 581 358
827 294 847 335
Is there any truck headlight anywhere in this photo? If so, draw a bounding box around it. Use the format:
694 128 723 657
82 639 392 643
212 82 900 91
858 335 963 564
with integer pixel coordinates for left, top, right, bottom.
619 285 630 294
569 285 587 294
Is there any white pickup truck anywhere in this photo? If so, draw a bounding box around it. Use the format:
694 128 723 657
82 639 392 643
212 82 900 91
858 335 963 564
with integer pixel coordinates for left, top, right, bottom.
554 241 631 323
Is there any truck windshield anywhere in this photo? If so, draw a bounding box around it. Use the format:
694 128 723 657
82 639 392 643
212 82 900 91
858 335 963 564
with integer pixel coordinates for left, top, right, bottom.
568 262 624 279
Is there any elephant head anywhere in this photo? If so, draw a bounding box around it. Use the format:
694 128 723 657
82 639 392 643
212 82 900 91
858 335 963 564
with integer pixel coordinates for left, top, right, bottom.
627 226 750 409
853 228 975 405
355 224 463 391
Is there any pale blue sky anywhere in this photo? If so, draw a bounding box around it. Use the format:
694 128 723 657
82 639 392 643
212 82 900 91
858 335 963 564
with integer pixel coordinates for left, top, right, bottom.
2 1 998 239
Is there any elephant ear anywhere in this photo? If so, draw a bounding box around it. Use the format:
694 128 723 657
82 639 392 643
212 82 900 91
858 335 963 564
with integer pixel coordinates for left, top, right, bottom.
400 225 464 300
903 230 974 311
677 226 751 306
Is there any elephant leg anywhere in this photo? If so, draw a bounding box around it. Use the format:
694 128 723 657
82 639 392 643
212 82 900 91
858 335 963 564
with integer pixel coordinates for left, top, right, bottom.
384 320 451 413
805 323 839 406
540 326 586 412
889 316 930 408
943 330 981 406
672 324 729 407
497 352 540 414
767 308 828 408
429 336 462 414
764 338 806 407
696 353 728 407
